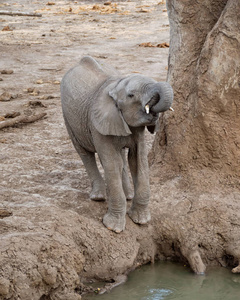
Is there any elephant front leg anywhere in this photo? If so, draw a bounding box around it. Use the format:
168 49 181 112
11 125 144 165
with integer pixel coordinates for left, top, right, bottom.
127 143 151 225
100 152 127 233
121 149 134 200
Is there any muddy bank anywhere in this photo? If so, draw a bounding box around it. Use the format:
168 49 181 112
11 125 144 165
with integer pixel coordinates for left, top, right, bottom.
0 0 240 299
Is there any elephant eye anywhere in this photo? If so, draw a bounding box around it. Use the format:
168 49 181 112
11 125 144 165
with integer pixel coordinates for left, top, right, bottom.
128 93 134 98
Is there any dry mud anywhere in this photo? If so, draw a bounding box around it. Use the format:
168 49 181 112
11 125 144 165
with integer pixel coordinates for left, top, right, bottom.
0 1 240 299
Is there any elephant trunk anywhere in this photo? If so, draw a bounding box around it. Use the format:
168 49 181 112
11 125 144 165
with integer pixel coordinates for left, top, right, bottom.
147 82 174 113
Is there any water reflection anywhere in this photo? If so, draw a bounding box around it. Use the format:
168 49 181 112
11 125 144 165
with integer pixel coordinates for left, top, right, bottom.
83 261 240 300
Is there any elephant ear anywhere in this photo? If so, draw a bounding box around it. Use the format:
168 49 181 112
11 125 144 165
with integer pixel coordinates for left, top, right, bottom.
92 85 132 136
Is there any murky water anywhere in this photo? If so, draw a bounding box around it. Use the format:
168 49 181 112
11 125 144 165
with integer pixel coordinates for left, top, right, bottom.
83 261 240 300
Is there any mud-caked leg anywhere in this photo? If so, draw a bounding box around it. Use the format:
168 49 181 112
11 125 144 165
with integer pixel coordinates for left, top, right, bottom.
127 138 151 224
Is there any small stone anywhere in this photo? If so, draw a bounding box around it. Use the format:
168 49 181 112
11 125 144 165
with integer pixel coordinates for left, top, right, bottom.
28 100 46 107
0 277 10 296
36 79 44 84
0 92 12 102
27 88 34 93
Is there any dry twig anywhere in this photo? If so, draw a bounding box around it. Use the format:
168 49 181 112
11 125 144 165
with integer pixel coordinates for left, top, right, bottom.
0 112 46 129
0 11 42 17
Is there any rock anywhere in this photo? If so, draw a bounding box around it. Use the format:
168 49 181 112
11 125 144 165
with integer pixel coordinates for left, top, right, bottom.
35 79 44 84
0 92 18 101
0 277 10 296
0 92 12 101
28 100 46 107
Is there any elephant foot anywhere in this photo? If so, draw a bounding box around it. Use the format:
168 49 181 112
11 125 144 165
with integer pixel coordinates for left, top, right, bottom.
90 191 106 201
128 205 151 225
90 183 106 201
103 212 126 233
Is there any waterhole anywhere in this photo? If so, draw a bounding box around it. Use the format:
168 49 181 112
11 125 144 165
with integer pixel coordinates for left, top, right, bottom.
83 261 240 300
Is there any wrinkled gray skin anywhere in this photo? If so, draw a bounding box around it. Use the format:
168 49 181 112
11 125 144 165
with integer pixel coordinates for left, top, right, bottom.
61 56 173 233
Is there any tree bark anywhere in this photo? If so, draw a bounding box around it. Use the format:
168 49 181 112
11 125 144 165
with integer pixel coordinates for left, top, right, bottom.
150 0 240 179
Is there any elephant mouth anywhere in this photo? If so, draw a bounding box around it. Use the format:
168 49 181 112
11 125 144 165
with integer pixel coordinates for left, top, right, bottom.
150 115 158 123
145 113 158 126
144 94 160 114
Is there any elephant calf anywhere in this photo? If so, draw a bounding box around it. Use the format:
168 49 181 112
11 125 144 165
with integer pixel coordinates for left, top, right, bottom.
61 56 173 233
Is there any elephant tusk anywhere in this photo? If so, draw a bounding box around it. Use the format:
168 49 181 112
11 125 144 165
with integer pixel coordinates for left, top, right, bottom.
169 107 174 111
145 104 150 114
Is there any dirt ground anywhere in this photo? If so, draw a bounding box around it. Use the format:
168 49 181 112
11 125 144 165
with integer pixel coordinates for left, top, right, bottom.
1 1 240 299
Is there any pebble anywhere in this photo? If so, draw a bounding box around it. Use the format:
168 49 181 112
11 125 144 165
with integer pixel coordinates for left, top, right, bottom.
0 92 18 101
0 92 12 102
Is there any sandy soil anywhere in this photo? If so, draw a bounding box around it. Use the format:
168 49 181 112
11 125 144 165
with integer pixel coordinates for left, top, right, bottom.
0 0 170 211
1 1 240 299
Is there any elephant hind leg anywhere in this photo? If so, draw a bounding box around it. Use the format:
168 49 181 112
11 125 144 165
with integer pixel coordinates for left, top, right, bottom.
80 152 106 201
64 117 106 201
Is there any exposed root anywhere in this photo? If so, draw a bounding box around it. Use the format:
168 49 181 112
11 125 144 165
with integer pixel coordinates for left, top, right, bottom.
188 250 206 275
181 247 206 275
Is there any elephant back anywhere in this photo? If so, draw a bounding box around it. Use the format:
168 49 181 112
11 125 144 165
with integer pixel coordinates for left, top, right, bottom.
61 56 119 104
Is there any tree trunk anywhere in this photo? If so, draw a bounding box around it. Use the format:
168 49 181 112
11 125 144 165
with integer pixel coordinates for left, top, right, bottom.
150 0 240 180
